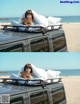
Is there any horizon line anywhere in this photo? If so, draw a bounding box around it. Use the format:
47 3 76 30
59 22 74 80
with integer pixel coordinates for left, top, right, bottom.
0 15 80 18
0 68 80 72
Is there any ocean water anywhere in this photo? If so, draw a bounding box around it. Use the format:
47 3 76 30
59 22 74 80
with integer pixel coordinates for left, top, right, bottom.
60 16 80 23
59 69 80 76
0 16 80 23
0 69 80 76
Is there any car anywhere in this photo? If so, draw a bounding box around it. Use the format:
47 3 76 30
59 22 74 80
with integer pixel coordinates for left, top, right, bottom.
0 25 67 52
0 78 67 104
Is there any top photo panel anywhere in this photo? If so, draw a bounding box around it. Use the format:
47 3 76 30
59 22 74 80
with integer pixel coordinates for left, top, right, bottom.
0 0 80 52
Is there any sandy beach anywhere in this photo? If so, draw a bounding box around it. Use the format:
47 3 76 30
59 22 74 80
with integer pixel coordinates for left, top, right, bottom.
0 76 80 104
63 23 80 52
0 22 80 52
0 22 11 28
62 76 80 104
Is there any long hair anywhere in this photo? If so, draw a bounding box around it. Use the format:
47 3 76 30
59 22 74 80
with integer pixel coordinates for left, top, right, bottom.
24 64 32 73
25 10 34 20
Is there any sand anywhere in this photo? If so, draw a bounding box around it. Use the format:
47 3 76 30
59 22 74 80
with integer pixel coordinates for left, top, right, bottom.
62 76 80 104
0 76 10 78
63 23 80 52
0 22 11 29
0 22 80 52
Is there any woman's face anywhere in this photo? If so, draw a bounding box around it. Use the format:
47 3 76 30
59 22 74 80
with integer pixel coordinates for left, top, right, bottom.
26 68 31 74
26 14 32 20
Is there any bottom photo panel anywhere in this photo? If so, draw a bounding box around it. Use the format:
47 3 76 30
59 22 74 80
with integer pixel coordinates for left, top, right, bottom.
0 53 80 104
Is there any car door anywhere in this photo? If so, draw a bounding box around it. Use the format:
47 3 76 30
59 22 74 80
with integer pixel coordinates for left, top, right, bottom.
28 89 49 104
52 33 67 52
51 86 66 104
0 43 24 52
10 93 28 104
29 37 50 52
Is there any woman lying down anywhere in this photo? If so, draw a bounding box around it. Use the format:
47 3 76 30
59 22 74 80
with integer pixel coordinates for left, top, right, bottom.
11 9 61 31
19 63 61 82
10 63 61 84
20 64 33 80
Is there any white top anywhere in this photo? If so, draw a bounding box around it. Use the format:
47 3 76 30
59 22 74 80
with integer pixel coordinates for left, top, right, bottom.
11 10 62 31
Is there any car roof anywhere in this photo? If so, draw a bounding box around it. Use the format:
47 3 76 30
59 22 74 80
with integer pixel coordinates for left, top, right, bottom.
0 82 63 95
0 30 44 45
0 29 64 45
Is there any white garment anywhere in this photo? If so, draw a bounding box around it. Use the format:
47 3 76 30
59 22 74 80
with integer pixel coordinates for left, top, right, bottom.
19 64 48 81
11 64 61 84
31 64 48 80
18 10 48 27
19 64 61 81
32 10 48 27
10 74 42 84
19 10 62 27
47 70 61 78
11 10 62 31
10 74 26 84
47 16 61 25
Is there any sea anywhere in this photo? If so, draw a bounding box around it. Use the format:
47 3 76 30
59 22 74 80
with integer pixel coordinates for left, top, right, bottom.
0 16 80 23
0 69 80 76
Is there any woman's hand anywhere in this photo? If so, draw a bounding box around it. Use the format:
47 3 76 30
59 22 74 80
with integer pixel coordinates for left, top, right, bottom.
22 18 32 26
20 71 31 80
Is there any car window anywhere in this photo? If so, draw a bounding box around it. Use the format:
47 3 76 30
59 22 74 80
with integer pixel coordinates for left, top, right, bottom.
0 44 24 52
10 96 24 104
51 87 65 104
30 38 49 52
30 91 49 104
52 34 66 52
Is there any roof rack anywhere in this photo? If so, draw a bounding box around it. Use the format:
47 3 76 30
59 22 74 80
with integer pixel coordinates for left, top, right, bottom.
0 78 62 88
1 25 43 29
1 25 47 34
1 24 62 33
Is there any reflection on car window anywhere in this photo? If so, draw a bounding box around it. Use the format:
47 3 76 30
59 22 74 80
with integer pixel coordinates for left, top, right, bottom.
0 44 24 52
30 91 49 104
10 97 24 104
51 87 65 104
31 38 49 52
52 34 66 52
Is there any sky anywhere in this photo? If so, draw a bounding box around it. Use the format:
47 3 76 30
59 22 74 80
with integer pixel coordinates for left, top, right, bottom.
0 53 80 71
0 0 80 17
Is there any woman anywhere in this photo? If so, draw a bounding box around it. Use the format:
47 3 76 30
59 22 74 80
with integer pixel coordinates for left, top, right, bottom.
20 64 33 80
20 10 34 26
11 10 61 30
19 63 61 81
19 9 48 27
19 63 48 80
19 9 61 27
